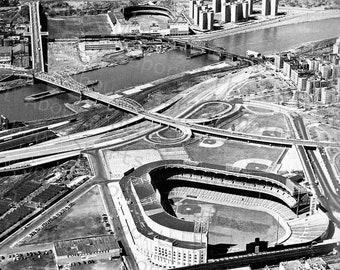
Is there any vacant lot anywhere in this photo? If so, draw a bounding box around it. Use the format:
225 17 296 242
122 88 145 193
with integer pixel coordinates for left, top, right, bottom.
220 112 291 138
4 253 56 270
48 15 112 39
25 186 107 245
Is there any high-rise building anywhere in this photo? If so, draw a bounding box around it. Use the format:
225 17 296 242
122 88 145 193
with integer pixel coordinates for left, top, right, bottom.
306 58 321 71
306 78 315 95
247 0 253 15
297 76 307 91
331 64 340 79
333 37 340 55
199 10 208 30
212 0 222 13
193 4 202 25
283 61 292 77
321 88 335 104
319 63 332 79
270 0 278 16
290 69 299 84
274 54 284 70
189 0 196 18
242 2 249 20
221 3 231 22
207 10 214 30
231 2 242 22
262 0 270 16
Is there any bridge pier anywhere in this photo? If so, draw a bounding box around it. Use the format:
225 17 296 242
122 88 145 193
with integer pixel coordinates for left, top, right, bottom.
185 42 191 52
219 52 226 61
79 91 84 101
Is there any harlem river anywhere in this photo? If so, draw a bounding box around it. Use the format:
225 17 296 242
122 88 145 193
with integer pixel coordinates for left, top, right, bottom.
1 17 340 122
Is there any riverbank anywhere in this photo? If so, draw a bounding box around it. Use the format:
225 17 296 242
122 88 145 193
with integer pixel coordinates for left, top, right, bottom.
48 39 174 76
194 9 340 41
0 79 32 92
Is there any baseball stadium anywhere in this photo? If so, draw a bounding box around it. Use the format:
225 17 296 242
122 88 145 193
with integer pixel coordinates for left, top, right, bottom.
113 159 330 269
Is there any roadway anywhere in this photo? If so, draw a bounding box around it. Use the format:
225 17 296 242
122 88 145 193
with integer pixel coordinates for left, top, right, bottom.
0 150 138 270
78 150 139 270
28 1 44 72
292 115 340 228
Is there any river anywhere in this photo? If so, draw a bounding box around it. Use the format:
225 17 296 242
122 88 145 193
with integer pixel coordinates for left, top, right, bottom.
1 17 340 122
210 17 340 55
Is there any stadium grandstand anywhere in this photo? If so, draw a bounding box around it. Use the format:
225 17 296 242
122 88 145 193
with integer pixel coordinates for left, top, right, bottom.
114 160 329 269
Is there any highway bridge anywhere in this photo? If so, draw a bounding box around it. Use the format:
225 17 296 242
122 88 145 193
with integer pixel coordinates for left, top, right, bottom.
28 1 45 73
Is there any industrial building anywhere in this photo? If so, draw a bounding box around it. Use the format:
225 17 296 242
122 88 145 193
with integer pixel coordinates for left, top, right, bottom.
53 235 121 265
0 46 12 67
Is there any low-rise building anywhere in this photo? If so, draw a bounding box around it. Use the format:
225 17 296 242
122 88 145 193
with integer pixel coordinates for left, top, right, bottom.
0 46 12 66
54 235 121 265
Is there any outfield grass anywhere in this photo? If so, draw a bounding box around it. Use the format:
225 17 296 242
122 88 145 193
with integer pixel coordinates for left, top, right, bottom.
25 186 107 245
175 199 285 249
48 15 112 39
186 137 284 166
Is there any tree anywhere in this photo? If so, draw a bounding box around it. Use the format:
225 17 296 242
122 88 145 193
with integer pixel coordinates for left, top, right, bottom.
0 0 9 6
19 5 30 21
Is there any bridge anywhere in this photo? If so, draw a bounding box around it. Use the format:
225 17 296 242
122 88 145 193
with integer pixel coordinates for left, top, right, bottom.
28 1 45 73
34 72 144 114
80 34 255 64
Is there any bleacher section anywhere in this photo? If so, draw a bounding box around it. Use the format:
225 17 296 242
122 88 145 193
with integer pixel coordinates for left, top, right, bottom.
169 186 328 245
284 212 329 245
167 173 297 208
168 187 296 221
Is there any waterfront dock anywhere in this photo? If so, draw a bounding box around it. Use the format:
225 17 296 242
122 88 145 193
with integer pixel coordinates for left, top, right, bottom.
24 89 64 102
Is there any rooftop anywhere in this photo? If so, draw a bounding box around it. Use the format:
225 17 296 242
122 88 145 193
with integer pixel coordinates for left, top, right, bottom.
54 235 120 257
